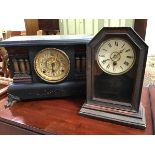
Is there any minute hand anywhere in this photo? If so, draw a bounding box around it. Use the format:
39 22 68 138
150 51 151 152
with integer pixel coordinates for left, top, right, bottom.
112 49 125 59
119 48 125 54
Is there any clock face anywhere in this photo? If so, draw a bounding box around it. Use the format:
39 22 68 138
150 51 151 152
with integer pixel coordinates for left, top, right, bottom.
34 48 70 83
96 38 136 75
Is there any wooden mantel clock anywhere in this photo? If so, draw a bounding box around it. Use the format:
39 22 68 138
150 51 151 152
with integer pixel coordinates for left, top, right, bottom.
0 35 92 107
79 27 148 129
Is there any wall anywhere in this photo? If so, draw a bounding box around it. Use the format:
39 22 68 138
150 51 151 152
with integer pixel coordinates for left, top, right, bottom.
59 19 134 35
145 19 155 56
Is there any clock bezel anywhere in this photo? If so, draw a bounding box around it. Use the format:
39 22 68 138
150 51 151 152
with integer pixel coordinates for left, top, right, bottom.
34 47 70 83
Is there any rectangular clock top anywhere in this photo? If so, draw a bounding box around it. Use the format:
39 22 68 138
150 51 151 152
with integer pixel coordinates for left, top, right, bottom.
0 35 93 47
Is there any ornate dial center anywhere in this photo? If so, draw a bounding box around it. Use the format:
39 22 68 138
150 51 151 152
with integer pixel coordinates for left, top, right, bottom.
34 48 70 83
96 38 136 75
110 52 121 62
46 57 60 70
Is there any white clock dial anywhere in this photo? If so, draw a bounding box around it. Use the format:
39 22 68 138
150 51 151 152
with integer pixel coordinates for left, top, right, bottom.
96 38 135 75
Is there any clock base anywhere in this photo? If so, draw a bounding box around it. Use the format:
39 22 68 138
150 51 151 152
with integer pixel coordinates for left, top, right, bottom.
6 81 86 107
79 102 146 129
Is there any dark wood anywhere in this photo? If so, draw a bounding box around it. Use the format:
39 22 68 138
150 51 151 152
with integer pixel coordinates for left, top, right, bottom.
80 104 146 129
24 19 39 35
148 86 155 134
0 88 153 135
0 121 37 135
80 27 148 129
24 19 59 35
38 19 59 34
134 19 147 40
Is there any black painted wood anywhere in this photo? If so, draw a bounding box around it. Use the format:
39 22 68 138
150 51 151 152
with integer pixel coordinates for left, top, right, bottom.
0 35 93 47
0 35 92 106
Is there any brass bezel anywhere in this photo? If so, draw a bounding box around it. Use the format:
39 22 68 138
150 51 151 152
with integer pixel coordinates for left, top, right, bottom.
34 48 70 83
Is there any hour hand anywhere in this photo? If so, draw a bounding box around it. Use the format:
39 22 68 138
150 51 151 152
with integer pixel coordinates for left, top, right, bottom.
51 63 55 72
112 61 117 71
119 48 125 53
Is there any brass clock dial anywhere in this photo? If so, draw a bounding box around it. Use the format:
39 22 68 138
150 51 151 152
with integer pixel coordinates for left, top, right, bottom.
96 38 135 75
34 48 70 83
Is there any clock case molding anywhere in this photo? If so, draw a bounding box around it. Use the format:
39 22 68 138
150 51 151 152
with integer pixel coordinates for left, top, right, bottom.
79 27 148 129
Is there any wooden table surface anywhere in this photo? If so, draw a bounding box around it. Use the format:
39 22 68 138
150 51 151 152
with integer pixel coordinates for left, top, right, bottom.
0 87 153 135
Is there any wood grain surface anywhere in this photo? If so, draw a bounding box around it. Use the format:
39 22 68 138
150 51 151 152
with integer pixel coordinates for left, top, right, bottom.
0 87 153 135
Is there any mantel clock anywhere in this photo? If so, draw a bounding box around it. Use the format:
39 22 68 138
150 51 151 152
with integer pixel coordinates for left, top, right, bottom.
0 35 92 107
79 27 148 129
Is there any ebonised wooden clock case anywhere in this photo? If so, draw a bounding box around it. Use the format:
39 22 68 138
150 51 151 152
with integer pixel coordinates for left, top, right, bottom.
79 27 148 129
0 35 92 106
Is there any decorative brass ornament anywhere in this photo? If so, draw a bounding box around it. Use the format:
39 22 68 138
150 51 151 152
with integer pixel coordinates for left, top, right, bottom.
34 48 70 83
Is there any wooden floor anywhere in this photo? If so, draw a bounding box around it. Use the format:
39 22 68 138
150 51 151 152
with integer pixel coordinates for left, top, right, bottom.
0 87 154 135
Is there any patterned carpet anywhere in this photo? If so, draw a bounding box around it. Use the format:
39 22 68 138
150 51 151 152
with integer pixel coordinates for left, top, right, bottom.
144 56 155 87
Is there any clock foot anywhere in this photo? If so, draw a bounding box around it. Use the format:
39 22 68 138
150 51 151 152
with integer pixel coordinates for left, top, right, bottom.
79 102 146 129
5 94 21 108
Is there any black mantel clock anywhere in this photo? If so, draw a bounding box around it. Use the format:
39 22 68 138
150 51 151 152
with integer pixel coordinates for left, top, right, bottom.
0 35 92 107
79 27 148 129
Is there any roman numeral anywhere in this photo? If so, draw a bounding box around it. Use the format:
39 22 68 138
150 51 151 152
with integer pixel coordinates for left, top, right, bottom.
113 67 116 71
102 49 107 51
102 60 106 64
99 54 105 57
127 56 134 59
124 61 129 66
115 41 118 46
120 66 123 70
125 49 130 52
121 43 125 48
108 43 112 48
106 64 110 69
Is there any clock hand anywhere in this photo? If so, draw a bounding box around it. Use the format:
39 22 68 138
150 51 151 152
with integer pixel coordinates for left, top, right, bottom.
114 49 125 57
112 49 125 61
51 63 55 72
113 61 117 66
112 61 117 71
119 48 125 54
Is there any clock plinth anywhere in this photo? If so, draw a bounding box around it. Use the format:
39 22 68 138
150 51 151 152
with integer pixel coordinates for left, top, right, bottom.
79 102 146 129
